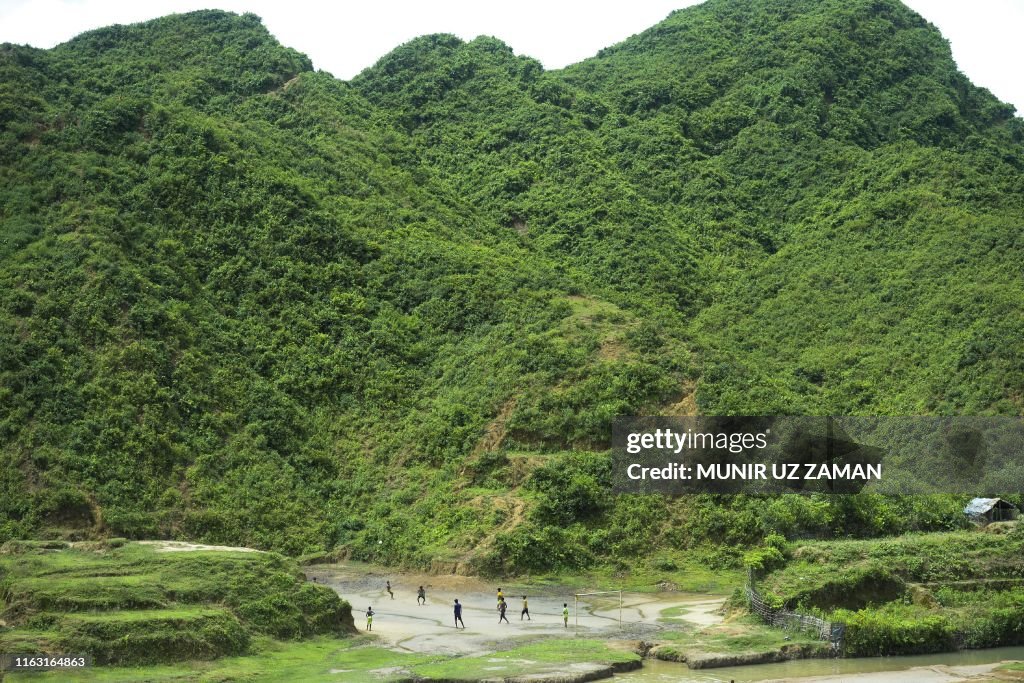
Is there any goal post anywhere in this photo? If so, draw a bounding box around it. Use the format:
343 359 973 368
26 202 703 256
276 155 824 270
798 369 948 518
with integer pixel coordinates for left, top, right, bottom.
573 590 623 634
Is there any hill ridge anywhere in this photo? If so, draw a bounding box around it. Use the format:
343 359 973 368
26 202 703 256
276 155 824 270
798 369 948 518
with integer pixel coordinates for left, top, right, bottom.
0 1 1022 572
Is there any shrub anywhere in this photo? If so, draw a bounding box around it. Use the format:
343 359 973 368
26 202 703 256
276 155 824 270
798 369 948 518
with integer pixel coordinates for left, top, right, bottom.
836 606 956 656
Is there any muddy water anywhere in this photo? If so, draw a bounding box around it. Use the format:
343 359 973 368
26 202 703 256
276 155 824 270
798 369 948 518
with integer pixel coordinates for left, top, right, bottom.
612 646 1024 682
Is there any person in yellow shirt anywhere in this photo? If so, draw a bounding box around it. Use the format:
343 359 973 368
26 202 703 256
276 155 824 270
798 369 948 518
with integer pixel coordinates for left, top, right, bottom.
521 595 530 621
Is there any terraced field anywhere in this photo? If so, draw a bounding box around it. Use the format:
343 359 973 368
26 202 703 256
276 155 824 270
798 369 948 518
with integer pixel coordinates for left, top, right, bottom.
756 526 1024 655
0 541 353 664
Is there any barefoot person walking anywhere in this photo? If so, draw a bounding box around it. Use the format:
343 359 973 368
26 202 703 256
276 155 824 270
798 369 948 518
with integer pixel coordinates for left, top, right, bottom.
417 585 426 605
521 595 531 621
365 606 374 631
386 580 394 600
563 603 569 628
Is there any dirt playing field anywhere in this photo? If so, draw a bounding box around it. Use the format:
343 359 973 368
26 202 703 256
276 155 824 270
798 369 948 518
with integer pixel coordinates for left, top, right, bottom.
306 563 724 657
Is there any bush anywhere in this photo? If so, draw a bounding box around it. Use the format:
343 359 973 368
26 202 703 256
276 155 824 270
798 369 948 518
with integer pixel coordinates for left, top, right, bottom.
476 523 597 575
527 453 611 525
836 606 956 656
743 546 785 573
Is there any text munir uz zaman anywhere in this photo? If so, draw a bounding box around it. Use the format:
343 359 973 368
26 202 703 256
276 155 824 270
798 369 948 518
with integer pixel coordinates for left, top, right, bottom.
624 428 882 481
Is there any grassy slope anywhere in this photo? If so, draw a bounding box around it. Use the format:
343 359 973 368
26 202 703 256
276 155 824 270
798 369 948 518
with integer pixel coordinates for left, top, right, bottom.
757 527 1024 655
555 0 1024 415
0 543 352 665
528 556 744 595
760 528 1024 609
0 10 692 572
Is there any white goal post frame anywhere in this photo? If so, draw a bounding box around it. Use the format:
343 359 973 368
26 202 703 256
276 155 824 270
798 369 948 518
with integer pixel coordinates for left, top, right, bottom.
573 590 623 634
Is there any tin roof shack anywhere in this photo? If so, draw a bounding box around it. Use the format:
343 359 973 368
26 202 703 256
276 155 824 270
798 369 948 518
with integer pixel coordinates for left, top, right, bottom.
964 498 1019 525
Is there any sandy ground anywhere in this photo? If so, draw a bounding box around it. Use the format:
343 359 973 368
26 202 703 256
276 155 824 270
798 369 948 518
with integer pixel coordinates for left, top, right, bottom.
306 564 724 657
136 540 263 553
671 598 726 627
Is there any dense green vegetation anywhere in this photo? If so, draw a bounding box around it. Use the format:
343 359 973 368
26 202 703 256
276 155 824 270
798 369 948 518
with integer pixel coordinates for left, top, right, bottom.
757 526 1024 655
0 542 352 665
1 0 1022 574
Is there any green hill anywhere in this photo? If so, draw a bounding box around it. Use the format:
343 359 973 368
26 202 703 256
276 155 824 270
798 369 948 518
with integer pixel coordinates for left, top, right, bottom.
1 1 1022 572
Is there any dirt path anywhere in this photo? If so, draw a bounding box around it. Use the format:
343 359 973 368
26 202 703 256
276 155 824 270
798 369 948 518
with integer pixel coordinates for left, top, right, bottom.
306 563 724 657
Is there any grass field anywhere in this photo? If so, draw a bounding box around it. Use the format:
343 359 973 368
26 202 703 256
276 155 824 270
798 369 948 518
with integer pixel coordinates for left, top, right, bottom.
2 637 431 682
2 636 644 682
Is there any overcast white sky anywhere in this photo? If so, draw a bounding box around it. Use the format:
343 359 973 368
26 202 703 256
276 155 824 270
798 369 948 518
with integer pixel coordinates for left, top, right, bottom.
0 0 1020 114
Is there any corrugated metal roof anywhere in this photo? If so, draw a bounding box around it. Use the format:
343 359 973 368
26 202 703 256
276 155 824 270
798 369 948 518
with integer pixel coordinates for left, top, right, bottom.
964 497 1011 516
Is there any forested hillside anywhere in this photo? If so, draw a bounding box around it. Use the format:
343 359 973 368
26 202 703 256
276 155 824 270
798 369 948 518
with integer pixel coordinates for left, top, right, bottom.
1 0 1022 573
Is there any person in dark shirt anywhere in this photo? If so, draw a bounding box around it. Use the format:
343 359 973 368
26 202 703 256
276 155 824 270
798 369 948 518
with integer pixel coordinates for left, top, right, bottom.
417 585 426 605
454 598 465 629
498 598 509 624
386 580 394 600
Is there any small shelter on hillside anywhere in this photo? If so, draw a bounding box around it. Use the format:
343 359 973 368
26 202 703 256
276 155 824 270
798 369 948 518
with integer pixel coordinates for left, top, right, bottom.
964 498 1019 525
